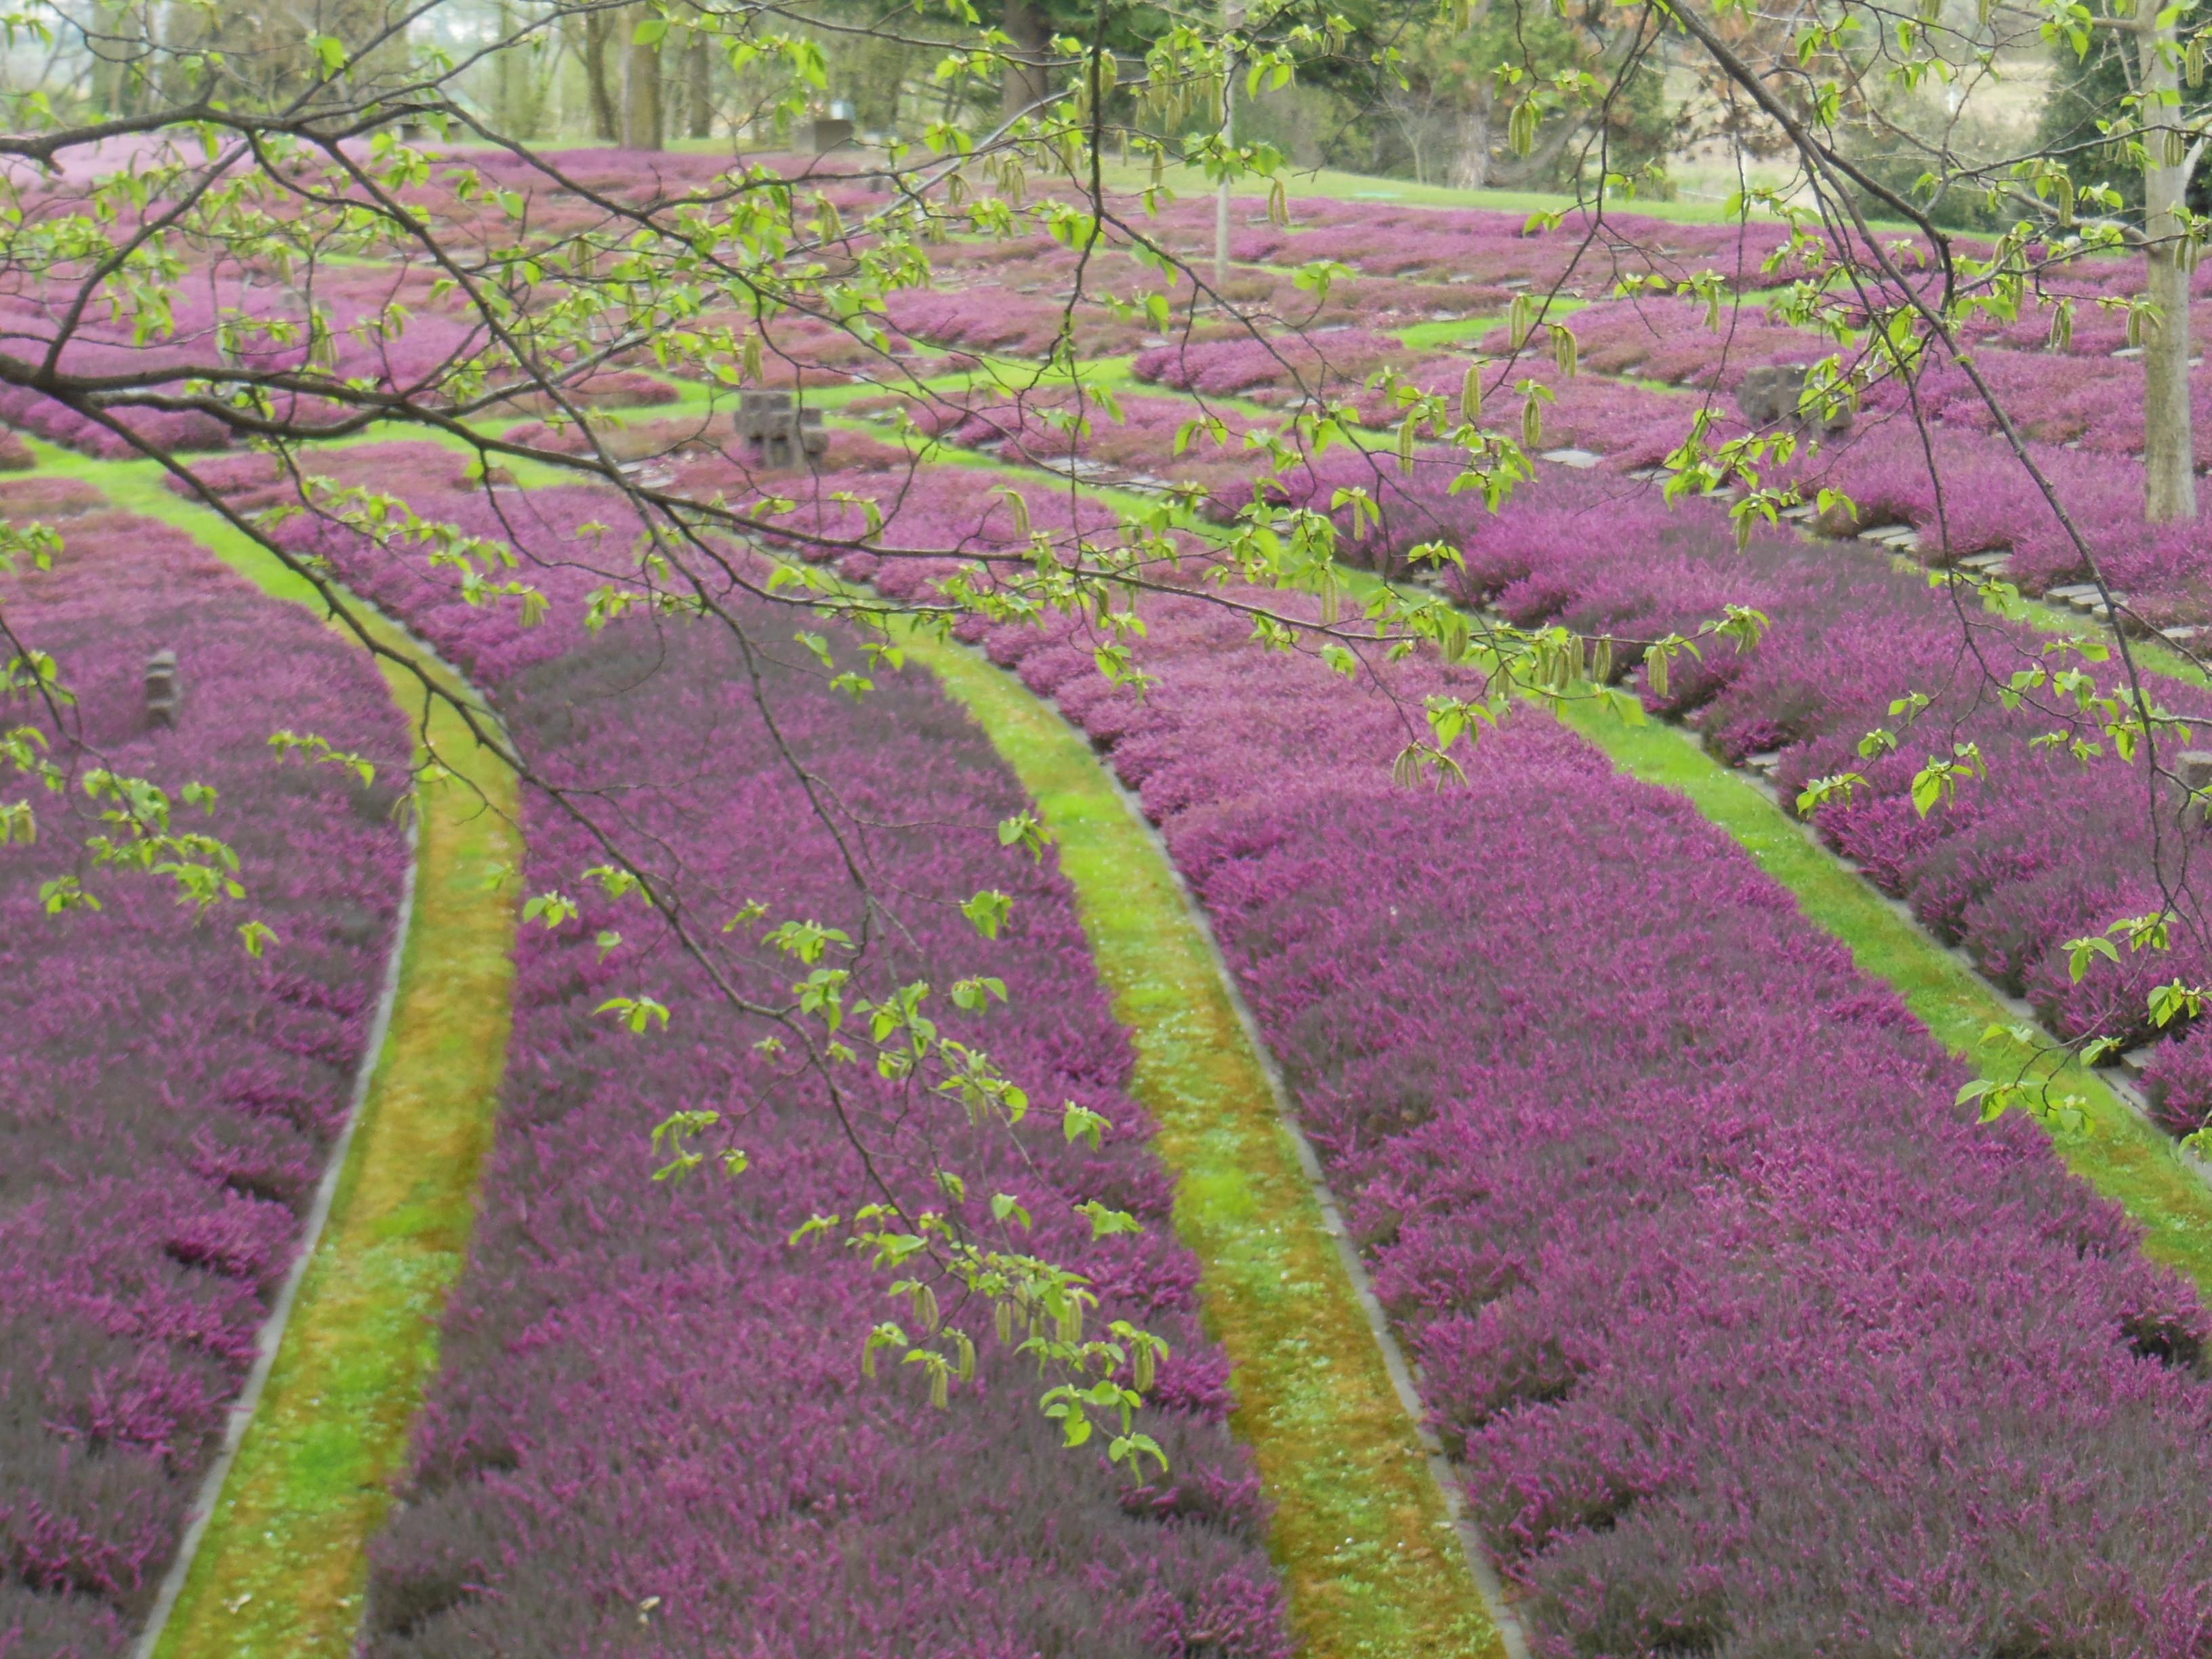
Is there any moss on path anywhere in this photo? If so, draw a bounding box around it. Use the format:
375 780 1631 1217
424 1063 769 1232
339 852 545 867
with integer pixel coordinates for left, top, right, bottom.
18 443 520 1658
909 632 1507 1659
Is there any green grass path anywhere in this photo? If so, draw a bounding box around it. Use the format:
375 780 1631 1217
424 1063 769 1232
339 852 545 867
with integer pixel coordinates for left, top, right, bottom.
16 441 523 1657
909 630 1507 1659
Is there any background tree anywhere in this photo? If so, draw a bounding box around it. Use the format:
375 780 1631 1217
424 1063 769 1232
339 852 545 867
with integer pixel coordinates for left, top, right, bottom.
1376 0 1674 190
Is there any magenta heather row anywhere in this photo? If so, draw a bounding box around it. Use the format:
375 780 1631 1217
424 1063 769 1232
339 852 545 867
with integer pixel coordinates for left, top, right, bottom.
970 583 2212 1652
1285 456 2212 1069
270 468 1288 1656
1507 297 1842 391
882 386 1273 516
1130 191 1917 292
0 260 673 459
0 510 407 1656
883 284 1160 361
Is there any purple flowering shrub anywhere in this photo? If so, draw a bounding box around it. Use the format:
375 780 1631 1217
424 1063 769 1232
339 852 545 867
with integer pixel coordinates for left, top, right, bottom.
265 472 1289 1658
922 228 1493 329
1129 193 1930 291
498 411 913 494
1284 457 2212 1056
856 387 1275 516
884 285 1164 361
977 584 2212 1652
1858 344 2212 467
0 510 407 1654
0 474 107 519
1805 418 2212 613
1498 296 1837 390
1130 328 1408 401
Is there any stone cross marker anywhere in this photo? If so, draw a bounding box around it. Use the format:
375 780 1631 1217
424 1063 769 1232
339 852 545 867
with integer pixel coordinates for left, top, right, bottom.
735 390 829 469
146 649 180 729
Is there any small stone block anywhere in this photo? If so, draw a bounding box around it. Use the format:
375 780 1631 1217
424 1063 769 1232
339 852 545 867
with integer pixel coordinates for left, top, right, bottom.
2176 751 2212 794
144 649 180 729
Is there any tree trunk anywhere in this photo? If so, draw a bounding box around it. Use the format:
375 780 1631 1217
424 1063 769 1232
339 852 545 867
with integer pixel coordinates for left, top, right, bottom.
1450 103 1492 190
2139 13 2199 523
621 6 662 150
493 0 518 134
581 8 618 141
684 30 712 138
1001 0 1049 119
91 0 142 115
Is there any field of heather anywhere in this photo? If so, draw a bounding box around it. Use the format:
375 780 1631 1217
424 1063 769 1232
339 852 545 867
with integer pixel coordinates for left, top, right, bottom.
14 115 2212 1659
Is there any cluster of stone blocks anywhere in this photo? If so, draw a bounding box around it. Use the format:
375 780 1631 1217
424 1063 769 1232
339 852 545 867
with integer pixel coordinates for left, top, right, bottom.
735 391 828 469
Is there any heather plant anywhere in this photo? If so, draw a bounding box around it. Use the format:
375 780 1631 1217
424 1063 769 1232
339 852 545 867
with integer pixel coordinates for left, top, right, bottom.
875 386 1278 516
884 284 1166 362
975 583 2212 1651
1131 327 1410 401
1502 295 1837 390
20 0 2212 1642
270 505 1288 1655
1279 459 2212 1080
0 510 406 1652
1141 194 1890 290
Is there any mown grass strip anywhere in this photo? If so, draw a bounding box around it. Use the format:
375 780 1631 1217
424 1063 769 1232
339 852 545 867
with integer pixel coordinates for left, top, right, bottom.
18 444 522 1657
907 631 1507 1659
1552 701 2212 1291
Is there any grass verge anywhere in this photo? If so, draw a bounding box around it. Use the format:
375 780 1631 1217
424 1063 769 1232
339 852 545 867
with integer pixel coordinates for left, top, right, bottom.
907 630 1504 1659
20 444 521 1657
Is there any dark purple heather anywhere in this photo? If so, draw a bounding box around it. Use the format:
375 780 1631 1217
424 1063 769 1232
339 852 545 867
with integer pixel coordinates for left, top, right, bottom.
0 512 407 1656
973 585 2212 1654
285 470 1287 1658
1281 458 2212 1071
1130 329 1408 402
0 259 674 460
1128 192 1931 292
1484 298 1825 392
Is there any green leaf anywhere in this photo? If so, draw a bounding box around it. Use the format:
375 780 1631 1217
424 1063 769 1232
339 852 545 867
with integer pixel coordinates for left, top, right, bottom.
2064 933 2121 982
1076 1200 1143 1240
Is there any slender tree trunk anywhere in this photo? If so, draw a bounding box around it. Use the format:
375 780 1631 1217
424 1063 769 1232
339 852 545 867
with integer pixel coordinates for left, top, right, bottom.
582 8 619 141
621 5 662 150
1450 102 1492 190
684 31 712 138
493 0 518 134
1001 0 1049 119
91 0 137 115
2139 12 2199 522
